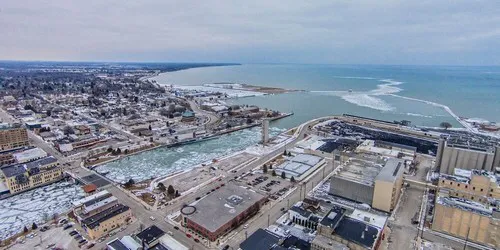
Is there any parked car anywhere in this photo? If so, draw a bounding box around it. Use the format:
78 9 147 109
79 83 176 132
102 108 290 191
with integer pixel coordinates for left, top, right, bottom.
174 226 179 230
46 243 56 249
63 224 73 230
150 216 156 221
78 239 87 244
69 231 78 236
194 238 200 243
86 243 95 249
168 231 173 236
186 233 191 238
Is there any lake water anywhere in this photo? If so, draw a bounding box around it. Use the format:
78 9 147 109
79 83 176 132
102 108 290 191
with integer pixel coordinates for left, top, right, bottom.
99 64 500 183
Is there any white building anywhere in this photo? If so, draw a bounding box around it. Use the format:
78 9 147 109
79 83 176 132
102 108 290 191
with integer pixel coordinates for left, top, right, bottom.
275 154 325 181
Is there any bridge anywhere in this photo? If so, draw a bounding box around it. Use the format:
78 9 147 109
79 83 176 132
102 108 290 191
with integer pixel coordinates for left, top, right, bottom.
403 177 438 190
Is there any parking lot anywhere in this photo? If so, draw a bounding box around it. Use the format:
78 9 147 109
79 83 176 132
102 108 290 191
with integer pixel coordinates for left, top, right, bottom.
237 171 292 199
10 224 82 250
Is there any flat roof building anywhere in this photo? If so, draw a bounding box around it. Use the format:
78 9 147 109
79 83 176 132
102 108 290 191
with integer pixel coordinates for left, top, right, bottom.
107 235 141 250
182 183 265 241
275 154 325 181
436 138 500 175
12 147 47 163
0 127 29 152
330 157 405 212
317 205 388 250
239 228 281 250
0 156 62 195
432 193 500 249
81 203 132 240
135 225 165 248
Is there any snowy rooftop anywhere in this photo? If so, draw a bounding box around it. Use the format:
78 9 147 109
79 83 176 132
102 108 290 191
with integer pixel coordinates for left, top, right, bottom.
347 209 388 229
333 158 383 186
13 148 47 163
184 184 264 233
436 196 492 216
72 190 110 207
83 196 118 214
288 154 323 166
159 234 189 250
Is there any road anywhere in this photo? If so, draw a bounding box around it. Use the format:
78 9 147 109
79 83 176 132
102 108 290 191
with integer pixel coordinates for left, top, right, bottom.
187 100 220 128
2 104 328 250
387 154 431 250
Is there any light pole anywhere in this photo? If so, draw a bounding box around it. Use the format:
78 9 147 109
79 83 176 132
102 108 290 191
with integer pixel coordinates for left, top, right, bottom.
463 226 471 250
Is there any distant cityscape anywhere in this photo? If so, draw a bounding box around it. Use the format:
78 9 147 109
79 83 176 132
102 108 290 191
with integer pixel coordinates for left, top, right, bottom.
0 61 499 250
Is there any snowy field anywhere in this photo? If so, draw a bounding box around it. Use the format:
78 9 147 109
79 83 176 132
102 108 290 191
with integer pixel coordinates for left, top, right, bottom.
96 127 286 183
0 181 85 240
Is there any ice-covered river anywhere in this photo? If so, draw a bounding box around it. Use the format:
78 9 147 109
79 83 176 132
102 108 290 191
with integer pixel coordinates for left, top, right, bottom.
0 181 84 240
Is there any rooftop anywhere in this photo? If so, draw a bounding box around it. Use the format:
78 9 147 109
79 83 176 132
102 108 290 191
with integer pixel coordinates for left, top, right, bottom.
436 195 492 217
1 156 58 178
275 154 324 177
12 148 47 162
239 228 280 250
184 183 264 233
317 138 358 153
107 236 141 250
375 158 404 183
72 190 110 207
312 234 349 250
335 217 380 249
333 158 383 186
374 140 417 152
320 206 346 228
136 225 165 246
83 196 118 214
82 203 130 229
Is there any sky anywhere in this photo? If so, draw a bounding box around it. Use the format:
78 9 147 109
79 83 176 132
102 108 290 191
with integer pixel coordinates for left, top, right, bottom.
1 0 500 65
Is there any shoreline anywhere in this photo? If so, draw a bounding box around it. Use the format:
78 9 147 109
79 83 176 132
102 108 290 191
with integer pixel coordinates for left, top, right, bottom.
89 112 293 182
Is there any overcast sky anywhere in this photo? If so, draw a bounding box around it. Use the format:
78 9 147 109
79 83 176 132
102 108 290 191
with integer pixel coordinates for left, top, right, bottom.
1 0 499 65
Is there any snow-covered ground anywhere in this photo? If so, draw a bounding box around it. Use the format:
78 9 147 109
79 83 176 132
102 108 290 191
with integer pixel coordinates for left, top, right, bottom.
0 181 84 240
173 85 265 98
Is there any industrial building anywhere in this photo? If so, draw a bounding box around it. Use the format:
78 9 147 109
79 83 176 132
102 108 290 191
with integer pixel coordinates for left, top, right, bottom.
356 140 415 163
0 126 29 152
274 154 326 181
431 167 500 248
0 156 62 195
181 183 266 241
432 194 500 248
329 157 404 212
435 138 500 174
438 169 500 204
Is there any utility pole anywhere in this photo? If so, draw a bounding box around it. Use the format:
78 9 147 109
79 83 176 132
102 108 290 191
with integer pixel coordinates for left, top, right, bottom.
463 226 471 250
267 214 270 227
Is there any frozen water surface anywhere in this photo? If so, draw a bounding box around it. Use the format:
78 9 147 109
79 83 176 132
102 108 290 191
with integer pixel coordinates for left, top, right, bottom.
0 181 84 240
96 127 285 183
